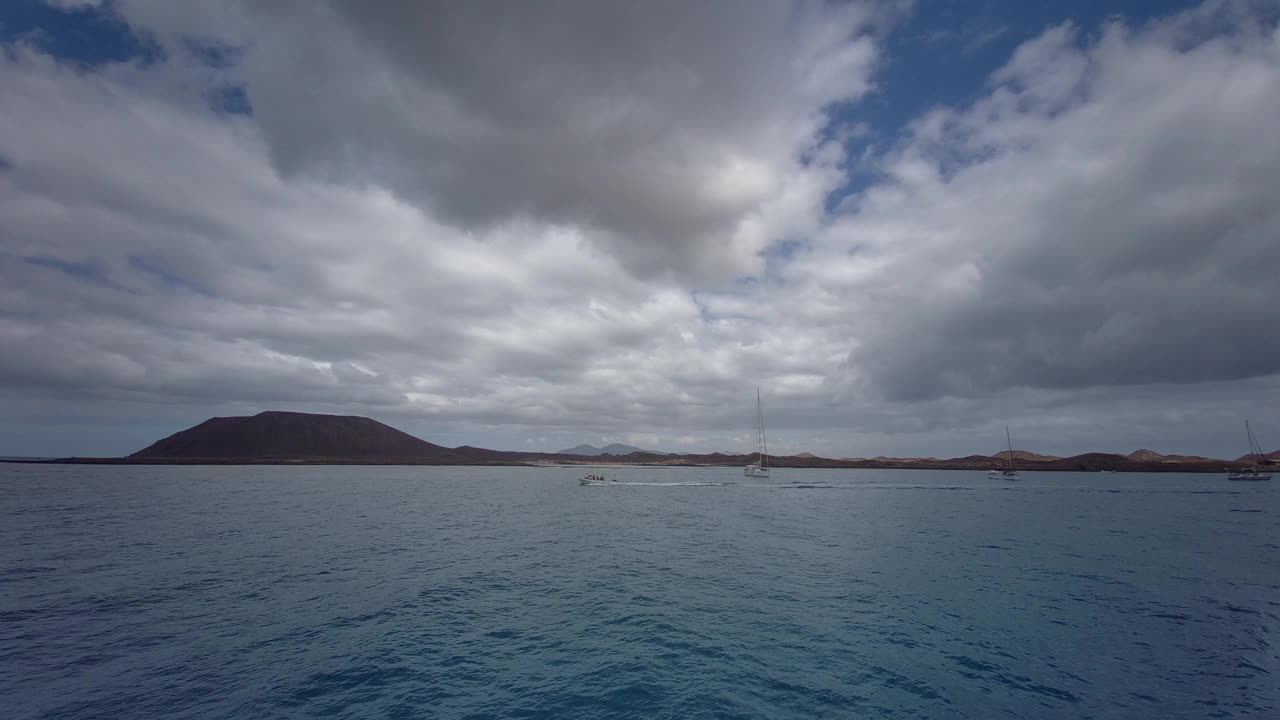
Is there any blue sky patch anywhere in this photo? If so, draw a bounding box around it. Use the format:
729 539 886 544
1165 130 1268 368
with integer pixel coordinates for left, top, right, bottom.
128 255 213 296
209 84 252 116
823 0 1206 210
0 0 161 67
182 37 242 69
25 254 100 282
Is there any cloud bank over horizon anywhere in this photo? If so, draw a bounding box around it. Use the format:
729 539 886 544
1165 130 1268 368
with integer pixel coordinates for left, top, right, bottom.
1 0 1278 458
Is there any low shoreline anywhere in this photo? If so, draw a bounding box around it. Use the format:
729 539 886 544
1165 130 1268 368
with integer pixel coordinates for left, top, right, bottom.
1 457 1249 473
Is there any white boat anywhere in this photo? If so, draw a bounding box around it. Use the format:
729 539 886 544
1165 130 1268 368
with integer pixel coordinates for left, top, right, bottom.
744 388 770 477
1227 420 1272 481
988 426 1020 480
579 472 614 486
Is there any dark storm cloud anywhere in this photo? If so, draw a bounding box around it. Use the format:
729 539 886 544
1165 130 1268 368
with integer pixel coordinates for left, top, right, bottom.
108 0 899 278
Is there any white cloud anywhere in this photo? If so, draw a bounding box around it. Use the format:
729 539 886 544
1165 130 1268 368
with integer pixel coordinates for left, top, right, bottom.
102 0 898 280
807 3 1280 402
2 0 1279 458
0 30 855 450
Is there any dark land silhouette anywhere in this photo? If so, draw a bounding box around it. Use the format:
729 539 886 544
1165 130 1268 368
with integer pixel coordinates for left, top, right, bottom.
11 410 1270 473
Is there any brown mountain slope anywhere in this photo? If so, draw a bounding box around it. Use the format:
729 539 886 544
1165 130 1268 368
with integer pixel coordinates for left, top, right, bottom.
130 411 452 460
1234 450 1279 464
991 450 1061 462
1127 449 1221 463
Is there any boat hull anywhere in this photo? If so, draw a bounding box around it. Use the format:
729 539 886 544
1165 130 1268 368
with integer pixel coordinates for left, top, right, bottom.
744 464 769 477
1227 473 1271 481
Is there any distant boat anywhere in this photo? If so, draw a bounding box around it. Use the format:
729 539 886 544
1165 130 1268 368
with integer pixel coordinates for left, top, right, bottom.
744 388 770 477
989 426 1021 480
579 472 614 486
1227 420 1272 481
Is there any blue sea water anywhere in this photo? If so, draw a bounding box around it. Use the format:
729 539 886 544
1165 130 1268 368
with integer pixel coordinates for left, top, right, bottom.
1 464 1276 719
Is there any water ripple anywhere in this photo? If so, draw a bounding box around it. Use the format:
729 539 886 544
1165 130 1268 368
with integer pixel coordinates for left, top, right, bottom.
1 464 1276 719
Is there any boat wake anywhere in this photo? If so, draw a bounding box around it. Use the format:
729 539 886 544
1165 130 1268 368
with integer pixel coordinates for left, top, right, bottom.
587 481 734 487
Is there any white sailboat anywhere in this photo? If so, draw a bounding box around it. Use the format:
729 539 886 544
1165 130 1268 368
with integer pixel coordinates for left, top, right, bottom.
1227 420 1272 481
988 426 1021 480
744 388 770 477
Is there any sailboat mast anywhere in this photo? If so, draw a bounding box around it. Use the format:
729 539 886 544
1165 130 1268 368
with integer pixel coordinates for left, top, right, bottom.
1246 420 1261 461
756 387 769 468
1006 426 1014 470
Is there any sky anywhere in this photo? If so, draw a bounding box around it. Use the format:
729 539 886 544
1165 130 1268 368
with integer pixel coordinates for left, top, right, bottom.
2 0 1279 459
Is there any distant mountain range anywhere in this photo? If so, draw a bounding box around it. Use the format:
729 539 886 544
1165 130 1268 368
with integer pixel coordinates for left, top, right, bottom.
847 450 1063 463
19 410 1273 473
556 443 657 456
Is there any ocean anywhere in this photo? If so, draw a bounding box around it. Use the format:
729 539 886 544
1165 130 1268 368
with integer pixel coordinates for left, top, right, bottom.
1 464 1275 719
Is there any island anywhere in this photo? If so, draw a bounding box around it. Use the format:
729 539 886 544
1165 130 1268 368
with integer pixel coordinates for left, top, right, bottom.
8 410 1271 473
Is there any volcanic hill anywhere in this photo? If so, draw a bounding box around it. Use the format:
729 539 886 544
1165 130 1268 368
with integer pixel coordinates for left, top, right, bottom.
131 410 454 461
